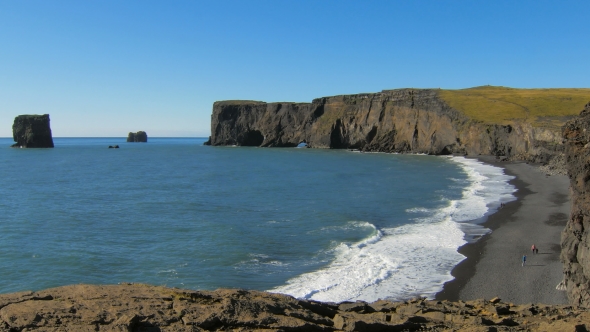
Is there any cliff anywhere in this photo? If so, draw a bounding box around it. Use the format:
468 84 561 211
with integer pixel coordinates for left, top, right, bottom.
127 131 148 142
1 284 588 331
561 102 590 307
11 114 54 148
208 87 590 163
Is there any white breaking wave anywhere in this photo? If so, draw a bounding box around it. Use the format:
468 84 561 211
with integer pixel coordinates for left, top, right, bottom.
269 156 516 303
405 207 431 213
313 221 379 234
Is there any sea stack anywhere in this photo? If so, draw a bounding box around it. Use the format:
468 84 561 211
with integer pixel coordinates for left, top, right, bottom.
11 114 55 148
127 131 148 142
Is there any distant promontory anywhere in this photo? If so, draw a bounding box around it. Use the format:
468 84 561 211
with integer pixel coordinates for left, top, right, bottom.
11 114 54 148
207 86 590 164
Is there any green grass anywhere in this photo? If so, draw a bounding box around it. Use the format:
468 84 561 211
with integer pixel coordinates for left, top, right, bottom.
216 100 310 106
215 100 267 106
438 86 590 128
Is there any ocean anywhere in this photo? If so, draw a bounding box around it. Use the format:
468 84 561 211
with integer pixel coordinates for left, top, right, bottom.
0 137 515 302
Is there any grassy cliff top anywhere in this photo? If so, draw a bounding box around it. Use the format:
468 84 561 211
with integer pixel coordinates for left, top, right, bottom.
438 86 590 128
214 100 267 106
215 100 310 106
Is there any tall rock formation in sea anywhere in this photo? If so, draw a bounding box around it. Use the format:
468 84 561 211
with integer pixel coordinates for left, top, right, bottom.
207 88 565 163
562 101 590 307
11 114 54 148
127 131 148 142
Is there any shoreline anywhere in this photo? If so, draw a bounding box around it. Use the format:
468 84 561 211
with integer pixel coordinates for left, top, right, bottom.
435 155 570 304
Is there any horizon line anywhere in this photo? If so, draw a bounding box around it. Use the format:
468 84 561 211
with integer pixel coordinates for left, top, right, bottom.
0 136 210 139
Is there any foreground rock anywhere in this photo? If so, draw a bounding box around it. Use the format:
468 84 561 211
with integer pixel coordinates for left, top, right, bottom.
11 114 54 148
127 131 148 142
562 101 590 307
0 284 588 331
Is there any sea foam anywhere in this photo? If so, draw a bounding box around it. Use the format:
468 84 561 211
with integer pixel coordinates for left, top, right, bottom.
269 156 516 303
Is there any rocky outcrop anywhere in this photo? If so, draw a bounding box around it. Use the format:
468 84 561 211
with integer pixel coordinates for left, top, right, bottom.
127 131 148 142
0 284 588 331
561 102 590 307
208 89 562 162
11 114 54 148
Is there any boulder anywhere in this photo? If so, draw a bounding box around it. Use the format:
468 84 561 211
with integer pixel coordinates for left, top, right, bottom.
127 131 147 142
11 114 54 148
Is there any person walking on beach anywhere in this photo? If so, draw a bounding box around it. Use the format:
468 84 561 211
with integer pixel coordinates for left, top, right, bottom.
531 244 537 254
522 254 527 266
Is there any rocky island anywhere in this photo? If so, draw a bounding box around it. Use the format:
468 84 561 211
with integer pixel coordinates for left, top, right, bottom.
11 114 54 148
127 131 148 142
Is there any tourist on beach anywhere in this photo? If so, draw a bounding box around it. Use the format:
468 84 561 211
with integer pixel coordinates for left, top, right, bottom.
531 244 537 254
522 254 527 266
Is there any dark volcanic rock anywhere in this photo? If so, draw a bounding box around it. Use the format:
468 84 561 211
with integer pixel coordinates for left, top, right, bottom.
561 101 590 307
0 284 588 331
127 131 148 142
11 114 54 148
208 90 562 161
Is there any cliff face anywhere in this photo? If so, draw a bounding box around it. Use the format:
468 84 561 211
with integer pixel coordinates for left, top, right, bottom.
11 114 54 148
562 102 590 307
209 89 561 162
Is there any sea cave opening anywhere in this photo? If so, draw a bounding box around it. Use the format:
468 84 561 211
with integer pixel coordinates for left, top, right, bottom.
241 130 264 146
297 141 308 148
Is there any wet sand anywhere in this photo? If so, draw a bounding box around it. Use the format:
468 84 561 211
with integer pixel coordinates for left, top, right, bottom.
436 156 570 304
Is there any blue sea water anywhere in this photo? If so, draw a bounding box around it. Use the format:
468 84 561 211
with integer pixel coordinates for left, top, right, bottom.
0 137 515 302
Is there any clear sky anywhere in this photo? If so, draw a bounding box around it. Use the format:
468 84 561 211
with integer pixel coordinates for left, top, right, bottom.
1 1 589 137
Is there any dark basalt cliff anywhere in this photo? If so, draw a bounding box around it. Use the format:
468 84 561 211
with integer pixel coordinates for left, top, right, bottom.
208 89 562 162
562 102 590 307
11 114 54 148
127 131 148 142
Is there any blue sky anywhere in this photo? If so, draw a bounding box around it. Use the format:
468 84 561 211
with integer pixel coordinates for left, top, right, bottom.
1 1 589 137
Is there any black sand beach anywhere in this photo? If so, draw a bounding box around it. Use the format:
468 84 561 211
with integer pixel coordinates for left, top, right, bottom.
436 156 570 305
